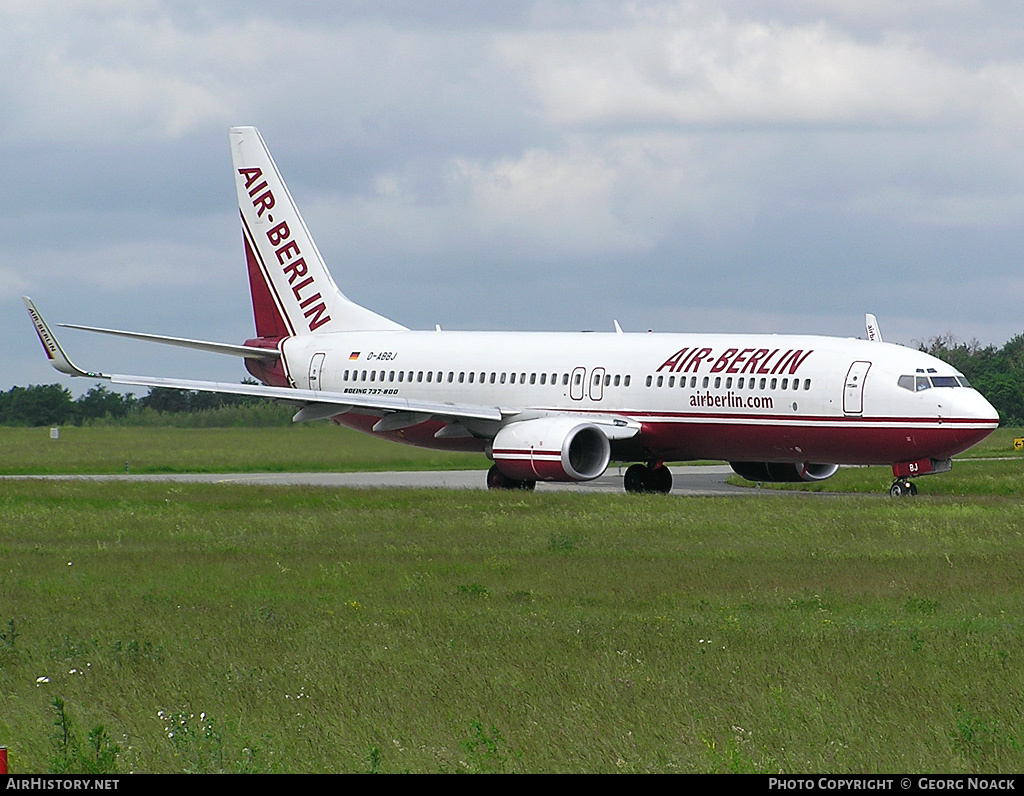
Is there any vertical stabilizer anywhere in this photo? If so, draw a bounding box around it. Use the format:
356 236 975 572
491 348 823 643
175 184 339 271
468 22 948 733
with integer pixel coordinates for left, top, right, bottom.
230 127 406 336
865 313 883 342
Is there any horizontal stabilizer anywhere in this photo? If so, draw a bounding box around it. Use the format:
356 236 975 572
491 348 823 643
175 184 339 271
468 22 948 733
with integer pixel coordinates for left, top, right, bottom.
58 323 280 360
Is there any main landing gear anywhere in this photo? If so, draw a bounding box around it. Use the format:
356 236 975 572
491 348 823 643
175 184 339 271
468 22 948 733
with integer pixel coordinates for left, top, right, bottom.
486 464 536 491
889 478 918 497
624 462 673 494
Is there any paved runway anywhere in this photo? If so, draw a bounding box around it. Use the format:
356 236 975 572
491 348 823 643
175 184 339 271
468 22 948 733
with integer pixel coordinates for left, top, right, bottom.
7 464 762 496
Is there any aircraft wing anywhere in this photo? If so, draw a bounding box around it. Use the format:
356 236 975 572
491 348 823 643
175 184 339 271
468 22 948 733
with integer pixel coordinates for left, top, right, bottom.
25 296 501 424
107 372 504 423
25 297 641 438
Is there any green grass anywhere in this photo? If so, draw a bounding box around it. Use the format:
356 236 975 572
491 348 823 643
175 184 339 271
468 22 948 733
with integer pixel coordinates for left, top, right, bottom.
0 425 484 475
2 481 1024 772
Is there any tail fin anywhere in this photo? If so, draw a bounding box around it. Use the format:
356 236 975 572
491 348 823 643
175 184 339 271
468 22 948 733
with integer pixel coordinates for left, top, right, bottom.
229 126 406 336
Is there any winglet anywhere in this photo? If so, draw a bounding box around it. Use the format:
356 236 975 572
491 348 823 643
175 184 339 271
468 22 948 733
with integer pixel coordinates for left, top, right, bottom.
23 297 105 378
865 313 883 343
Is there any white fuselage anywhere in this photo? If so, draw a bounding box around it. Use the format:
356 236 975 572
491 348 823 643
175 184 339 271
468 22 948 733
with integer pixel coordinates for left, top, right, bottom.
274 329 998 466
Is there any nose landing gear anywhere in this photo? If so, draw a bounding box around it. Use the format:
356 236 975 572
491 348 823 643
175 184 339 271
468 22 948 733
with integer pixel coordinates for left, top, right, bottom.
889 478 918 497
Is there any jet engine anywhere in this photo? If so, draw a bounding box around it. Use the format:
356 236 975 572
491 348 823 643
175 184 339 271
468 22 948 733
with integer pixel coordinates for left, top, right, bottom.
491 417 611 482
729 462 840 483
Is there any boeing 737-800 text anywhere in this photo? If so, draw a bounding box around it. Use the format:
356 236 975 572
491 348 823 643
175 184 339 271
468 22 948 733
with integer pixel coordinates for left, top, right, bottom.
25 127 999 495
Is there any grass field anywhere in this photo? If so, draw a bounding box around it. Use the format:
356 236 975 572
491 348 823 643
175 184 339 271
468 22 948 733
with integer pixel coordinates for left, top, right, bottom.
0 425 484 475
2 481 1024 773
1 425 1022 772
2 424 1018 478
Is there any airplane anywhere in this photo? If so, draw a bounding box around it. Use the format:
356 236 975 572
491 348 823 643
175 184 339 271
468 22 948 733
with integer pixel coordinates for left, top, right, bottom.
25 126 1000 497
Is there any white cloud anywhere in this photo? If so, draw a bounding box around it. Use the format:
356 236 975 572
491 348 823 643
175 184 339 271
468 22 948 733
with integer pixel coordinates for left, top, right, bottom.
496 13 1023 131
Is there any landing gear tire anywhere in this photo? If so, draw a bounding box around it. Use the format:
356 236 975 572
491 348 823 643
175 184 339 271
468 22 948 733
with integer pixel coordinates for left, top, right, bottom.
486 464 536 491
649 464 673 494
624 463 673 494
889 479 917 497
624 464 648 494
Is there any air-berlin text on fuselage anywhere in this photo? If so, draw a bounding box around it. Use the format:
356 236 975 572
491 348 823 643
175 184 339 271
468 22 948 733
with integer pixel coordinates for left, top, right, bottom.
237 167 331 332
657 347 813 376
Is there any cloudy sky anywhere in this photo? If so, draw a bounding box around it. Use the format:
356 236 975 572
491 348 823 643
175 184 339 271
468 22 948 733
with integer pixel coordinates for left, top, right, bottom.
4 1 1023 393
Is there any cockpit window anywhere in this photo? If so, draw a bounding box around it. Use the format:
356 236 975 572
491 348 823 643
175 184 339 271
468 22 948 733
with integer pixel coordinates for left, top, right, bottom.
899 373 972 391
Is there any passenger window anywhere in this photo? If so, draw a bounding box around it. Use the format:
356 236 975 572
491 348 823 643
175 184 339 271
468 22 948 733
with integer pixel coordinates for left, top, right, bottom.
781 378 788 390
646 376 652 387
624 375 631 387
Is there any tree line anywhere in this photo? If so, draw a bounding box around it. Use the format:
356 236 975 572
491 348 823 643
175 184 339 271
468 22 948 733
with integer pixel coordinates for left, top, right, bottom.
919 333 1024 425
0 384 292 427
2 333 1022 427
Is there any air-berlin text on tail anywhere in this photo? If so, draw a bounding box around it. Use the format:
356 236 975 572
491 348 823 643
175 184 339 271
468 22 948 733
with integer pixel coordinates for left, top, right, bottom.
237 166 332 332
657 347 814 376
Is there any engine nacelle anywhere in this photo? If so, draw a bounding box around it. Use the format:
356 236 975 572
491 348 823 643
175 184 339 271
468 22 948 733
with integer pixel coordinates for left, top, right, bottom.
730 461 840 483
491 417 611 482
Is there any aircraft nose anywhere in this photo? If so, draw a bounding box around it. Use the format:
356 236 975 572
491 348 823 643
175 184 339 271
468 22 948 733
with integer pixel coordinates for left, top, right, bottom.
961 389 1000 424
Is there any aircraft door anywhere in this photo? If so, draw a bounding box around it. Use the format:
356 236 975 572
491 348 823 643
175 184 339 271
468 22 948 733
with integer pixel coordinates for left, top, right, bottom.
589 367 606 401
843 361 871 415
308 352 326 391
570 367 585 401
